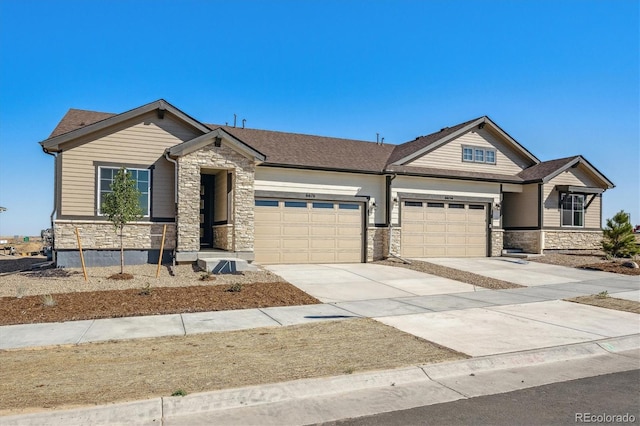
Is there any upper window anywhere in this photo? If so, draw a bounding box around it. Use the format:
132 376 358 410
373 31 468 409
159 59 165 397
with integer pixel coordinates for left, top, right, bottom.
98 167 150 216
462 146 496 165
561 194 584 227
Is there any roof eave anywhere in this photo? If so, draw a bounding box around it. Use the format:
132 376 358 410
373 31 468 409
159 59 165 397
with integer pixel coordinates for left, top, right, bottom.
167 128 266 162
540 156 615 189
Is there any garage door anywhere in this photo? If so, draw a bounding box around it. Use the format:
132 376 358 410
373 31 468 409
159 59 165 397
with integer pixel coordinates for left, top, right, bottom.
254 199 364 264
401 200 488 257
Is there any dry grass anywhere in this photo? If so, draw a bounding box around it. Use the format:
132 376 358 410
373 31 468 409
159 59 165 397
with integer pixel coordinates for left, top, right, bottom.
0 318 467 414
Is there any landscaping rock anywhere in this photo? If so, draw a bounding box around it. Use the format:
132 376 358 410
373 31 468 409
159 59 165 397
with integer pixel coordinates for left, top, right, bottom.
622 260 639 269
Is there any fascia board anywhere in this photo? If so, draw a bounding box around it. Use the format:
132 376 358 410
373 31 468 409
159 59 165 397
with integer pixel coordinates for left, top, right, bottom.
40 99 210 151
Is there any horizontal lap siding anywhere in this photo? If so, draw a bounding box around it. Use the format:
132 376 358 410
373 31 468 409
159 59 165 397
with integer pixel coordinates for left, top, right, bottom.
255 167 384 225
543 166 602 228
503 183 539 228
407 128 531 174
60 113 199 217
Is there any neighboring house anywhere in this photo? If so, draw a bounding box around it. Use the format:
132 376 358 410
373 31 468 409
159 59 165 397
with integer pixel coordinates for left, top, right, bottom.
39 99 614 267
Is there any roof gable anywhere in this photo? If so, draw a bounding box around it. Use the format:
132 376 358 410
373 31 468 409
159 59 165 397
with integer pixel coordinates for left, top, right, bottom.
166 127 266 161
388 116 540 166
518 155 614 188
40 99 211 152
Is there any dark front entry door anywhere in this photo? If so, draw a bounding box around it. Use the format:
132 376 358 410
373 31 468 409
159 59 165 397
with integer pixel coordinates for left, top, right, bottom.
200 174 215 248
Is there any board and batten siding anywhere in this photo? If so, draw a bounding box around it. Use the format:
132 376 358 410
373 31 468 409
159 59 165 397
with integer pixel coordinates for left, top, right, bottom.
542 166 602 229
407 128 532 174
59 112 200 217
391 175 501 227
254 167 385 225
502 183 539 228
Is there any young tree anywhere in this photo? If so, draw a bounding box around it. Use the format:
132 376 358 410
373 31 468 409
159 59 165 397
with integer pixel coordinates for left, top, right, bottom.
101 167 143 275
601 210 639 258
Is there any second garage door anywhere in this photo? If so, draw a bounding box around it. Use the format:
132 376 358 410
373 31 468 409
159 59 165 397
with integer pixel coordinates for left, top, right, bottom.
254 199 364 264
401 200 488 257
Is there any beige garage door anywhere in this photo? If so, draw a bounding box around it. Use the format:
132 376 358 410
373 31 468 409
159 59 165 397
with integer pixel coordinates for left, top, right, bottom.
401 200 488 257
255 199 363 264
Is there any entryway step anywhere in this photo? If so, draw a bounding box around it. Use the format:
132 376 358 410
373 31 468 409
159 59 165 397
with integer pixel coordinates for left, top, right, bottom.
197 258 258 273
501 249 543 259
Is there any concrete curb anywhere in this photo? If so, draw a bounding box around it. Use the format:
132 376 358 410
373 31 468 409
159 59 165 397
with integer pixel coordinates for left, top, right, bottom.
3 334 638 425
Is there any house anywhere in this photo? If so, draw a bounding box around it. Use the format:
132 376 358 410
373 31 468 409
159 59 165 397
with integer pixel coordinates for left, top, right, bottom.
39 99 614 267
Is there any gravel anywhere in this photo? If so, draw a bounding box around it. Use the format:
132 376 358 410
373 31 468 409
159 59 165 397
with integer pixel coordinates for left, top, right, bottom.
0 256 284 298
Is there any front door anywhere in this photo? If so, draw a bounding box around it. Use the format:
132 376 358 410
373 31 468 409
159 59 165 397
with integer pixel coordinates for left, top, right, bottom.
200 174 215 248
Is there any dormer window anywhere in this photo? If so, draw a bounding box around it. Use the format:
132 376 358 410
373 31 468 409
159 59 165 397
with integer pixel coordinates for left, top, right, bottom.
463 146 496 164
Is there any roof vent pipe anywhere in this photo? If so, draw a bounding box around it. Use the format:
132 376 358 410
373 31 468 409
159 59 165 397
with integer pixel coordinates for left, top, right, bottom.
233 114 237 128
376 133 379 144
242 119 246 129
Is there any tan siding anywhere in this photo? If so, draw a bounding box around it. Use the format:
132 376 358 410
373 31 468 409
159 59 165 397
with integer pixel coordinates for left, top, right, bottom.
542 166 602 228
60 112 199 217
391 175 501 227
503 184 539 228
407 128 531 174
255 167 384 225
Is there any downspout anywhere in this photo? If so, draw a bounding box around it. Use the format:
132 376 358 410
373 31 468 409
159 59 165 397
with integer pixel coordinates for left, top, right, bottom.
42 147 57 261
164 151 179 267
387 173 411 264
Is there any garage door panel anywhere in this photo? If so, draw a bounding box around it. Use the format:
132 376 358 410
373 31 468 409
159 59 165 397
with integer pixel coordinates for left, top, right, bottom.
282 238 310 249
283 212 309 222
310 227 336 236
310 239 336 249
337 227 361 236
311 213 337 223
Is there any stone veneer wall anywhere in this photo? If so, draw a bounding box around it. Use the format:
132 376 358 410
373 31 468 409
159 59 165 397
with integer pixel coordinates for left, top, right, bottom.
543 230 602 250
367 227 389 261
212 224 233 251
176 144 256 255
54 221 176 250
503 230 541 254
389 227 402 256
490 229 504 256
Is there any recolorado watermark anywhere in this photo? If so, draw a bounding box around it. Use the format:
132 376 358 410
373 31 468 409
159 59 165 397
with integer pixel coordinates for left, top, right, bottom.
575 412 636 423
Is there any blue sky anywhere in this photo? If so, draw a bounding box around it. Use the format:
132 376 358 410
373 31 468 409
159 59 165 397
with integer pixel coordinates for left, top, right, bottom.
0 0 638 236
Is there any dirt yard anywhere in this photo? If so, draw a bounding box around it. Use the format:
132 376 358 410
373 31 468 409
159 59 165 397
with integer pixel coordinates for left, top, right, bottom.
0 318 467 414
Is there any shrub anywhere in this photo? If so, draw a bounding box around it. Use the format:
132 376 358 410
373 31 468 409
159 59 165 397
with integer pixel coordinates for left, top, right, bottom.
602 210 640 258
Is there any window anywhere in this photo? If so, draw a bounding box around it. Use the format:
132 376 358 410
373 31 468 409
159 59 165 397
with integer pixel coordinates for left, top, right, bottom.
427 202 445 208
312 202 334 209
462 147 473 161
462 146 496 164
255 200 278 207
338 203 359 210
404 201 423 207
98 167 150 216
561 194 584 227
284 201 307 208
469 204 485 210
448 203 465 209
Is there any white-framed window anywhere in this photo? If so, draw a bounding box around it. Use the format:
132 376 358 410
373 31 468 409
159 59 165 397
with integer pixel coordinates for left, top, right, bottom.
98 167 150 216
462 146 497 164
561 194 584 227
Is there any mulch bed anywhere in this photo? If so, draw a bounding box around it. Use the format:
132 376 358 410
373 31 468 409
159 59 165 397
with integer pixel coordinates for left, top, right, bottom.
0 282 320 326
579 262 640 275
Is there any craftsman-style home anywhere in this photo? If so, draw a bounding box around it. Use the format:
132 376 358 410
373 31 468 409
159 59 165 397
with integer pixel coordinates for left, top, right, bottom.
39 100 613 267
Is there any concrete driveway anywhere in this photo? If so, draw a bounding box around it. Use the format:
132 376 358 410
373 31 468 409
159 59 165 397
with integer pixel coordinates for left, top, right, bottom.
265 263 485 303
267 261 639 358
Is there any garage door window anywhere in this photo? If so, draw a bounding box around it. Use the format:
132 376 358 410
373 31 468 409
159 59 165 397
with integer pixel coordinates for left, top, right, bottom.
427 202 444 208
255 200 278 207
338 203 359 210
469 204 485 210
404 201 423 207
312 202 333 209
449 203 465 209
285 201 307 208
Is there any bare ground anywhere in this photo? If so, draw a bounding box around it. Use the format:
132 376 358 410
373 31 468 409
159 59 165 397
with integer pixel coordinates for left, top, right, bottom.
0 318 467 414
